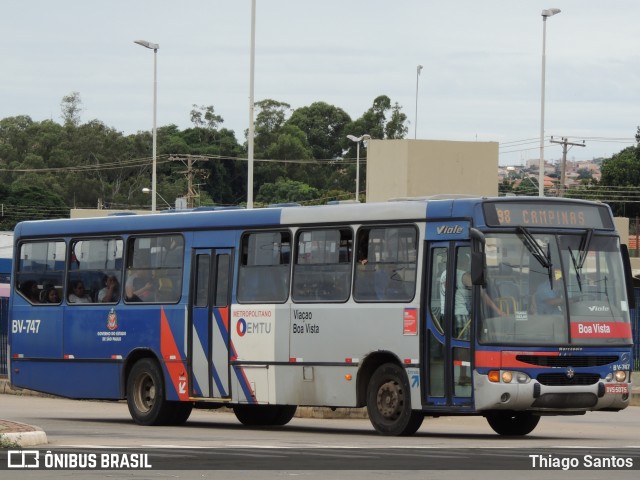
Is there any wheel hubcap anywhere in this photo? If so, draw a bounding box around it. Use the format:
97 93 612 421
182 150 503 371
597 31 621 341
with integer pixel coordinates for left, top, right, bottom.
377 380 403 420
135 373 155 413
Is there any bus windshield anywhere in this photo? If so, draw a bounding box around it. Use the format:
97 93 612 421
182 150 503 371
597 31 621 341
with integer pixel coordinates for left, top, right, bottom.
479 231 632 346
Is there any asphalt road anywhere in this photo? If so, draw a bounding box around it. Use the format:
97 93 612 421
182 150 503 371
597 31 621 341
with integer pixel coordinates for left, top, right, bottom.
1 394 639 479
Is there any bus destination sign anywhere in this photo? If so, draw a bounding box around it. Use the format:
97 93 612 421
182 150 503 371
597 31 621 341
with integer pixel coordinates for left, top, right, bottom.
483 202 613 229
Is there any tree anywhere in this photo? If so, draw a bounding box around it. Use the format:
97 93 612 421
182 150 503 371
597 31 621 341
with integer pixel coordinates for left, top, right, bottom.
287 102 351 160
343 95 409 151
385 102 409 139
256 178 320 205
576 168 593 180
599 144 640 217
61 92 83 127
252 99 292 158
0 183 67 230
190 104 223 130
600 146 640 186
0 115 34 163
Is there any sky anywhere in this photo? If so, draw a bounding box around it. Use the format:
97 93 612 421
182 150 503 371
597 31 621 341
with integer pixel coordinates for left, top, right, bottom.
1 0 639 166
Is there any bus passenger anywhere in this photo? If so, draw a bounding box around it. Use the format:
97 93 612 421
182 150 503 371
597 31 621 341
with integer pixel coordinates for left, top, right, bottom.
20 280 41 303
534 269 564 314
68 280 92 303
441 253 505 339
125 269 154 302
43 287 60 304
98 275 120 303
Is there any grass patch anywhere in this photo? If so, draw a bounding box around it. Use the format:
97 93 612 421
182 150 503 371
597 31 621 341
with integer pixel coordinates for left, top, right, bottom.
0 433 21 449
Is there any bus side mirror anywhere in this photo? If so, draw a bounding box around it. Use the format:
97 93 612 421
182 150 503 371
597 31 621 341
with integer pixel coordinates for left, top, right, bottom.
471 251 485 286
470 228 486 286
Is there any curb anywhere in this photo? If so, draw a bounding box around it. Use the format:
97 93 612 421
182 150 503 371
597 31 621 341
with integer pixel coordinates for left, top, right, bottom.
1 428 48 447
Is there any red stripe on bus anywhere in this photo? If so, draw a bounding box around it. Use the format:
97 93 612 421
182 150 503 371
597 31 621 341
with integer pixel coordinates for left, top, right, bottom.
160 307 190 401
475 350 559 369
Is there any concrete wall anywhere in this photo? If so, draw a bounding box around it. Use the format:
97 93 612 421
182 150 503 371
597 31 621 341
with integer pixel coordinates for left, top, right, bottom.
366 139 499 202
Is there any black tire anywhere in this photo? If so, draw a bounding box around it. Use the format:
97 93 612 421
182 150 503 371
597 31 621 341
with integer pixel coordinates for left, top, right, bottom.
271 405 297 426
127 358 172 426
164 401 193 426
485 411 540 436
233 404 297 426
366 363 424 436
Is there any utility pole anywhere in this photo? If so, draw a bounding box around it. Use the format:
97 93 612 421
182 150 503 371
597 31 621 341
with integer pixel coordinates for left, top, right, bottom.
169 155 208 208
550 136 585 197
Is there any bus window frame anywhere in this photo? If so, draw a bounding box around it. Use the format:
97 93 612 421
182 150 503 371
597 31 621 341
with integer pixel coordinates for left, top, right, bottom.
123 234 185 305
292 226 353 303
353 224 419 303
67 236 124 305
237 229 292 304
15 239 67 305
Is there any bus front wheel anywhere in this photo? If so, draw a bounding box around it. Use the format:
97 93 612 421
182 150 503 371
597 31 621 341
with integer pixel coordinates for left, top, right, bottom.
366 363 424 436
127 358 192 426
485 411 540 436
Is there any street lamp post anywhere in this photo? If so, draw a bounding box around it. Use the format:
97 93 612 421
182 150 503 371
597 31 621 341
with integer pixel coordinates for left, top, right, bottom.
538 8 560 197
134 39 159 212
346 134 371 202
247 0 257 209
415 65 423 139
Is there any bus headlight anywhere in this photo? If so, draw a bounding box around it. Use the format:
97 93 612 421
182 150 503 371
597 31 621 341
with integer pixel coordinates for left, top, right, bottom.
614 370 627 382
488 370 530 384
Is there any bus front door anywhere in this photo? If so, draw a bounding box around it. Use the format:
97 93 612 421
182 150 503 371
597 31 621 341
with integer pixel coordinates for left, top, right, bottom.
425 242 473 407
189 248 233 399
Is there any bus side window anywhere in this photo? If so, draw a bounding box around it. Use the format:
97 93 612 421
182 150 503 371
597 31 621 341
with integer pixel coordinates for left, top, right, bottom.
16 240 66 305
156 235 184 302
237 231 291 303
67 238 123 304
292 228 352 302
354 226 417 302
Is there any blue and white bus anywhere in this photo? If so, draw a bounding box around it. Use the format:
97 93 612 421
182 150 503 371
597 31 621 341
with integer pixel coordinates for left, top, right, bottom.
8 196 635 435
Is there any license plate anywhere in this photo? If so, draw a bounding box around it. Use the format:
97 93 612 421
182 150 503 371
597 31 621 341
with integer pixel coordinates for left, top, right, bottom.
605 384 628 394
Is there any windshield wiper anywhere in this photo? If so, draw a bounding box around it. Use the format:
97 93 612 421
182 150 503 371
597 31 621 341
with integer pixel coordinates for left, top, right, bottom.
517 227 552 270
577 228 593 269
568 229 594 293
568 246 583 292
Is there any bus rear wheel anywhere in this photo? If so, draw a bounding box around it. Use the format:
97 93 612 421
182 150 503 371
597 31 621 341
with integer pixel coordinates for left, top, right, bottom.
233 404 297 426
366 363 424 436
127 358 187 426
485 411 540 436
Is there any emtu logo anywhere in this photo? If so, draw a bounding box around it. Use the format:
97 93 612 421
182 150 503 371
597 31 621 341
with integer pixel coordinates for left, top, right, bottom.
236 318 247 337
235 318 272 337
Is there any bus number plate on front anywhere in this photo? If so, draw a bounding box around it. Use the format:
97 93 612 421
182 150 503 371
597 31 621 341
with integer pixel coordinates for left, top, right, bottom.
605 384 628 395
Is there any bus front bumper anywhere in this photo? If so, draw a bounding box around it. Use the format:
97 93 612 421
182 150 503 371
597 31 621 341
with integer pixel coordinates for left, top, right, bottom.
473 371 630 413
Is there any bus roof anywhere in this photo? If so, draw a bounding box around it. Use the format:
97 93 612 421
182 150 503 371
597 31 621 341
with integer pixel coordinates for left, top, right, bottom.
12 196 614 240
